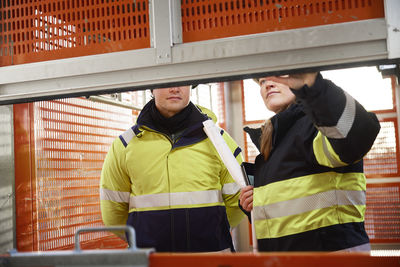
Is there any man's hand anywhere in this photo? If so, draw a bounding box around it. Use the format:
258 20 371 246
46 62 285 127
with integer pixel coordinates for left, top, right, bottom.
266 72 318 90
240 185 254 212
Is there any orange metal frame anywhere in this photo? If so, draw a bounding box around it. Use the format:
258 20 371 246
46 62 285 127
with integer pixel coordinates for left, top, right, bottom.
1 0 385 66
13 103 37 251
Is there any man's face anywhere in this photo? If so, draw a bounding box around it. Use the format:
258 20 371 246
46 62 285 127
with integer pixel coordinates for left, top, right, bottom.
153 86 191 118
259 77 295 113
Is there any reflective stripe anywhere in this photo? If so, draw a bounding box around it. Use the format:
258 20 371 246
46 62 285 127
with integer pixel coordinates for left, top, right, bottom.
335 243 371 253
255 204 365 239
317 91 356 139
222 182 240 195
198 248 232 254
253 189 365 220
100 188 130 203
313 132 347 168
321 135 346 167
129 190 223 209
253 172 366 207
120 128 135 147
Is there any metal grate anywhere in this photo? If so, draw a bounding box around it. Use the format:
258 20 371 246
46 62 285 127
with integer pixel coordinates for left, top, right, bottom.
364 119 400 178
0 0 150 66
181 0 385 43
34 98 135 250
14 97 136 251
366 183 400 243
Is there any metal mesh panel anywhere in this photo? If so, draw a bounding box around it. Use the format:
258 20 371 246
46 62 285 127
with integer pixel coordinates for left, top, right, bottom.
14 97 136 251
181 0 384 43
364 119 400 178
366 183 400 243
0 0 150 66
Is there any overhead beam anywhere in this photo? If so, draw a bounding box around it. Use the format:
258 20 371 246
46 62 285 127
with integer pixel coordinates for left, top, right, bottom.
0 19 394 105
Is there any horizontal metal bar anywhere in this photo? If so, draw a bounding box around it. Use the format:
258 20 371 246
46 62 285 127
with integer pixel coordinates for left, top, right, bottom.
367 177 400 184
75 226 137 251
0 19 394 105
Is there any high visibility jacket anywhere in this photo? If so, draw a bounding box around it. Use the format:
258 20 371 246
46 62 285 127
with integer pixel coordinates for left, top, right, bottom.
100 101 245 252
246 74 380 251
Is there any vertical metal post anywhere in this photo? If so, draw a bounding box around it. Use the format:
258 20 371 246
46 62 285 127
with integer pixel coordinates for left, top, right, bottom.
170 0 183 45
223 81 252 252
394 77 400 159
384 0 400 59
149 0 175 64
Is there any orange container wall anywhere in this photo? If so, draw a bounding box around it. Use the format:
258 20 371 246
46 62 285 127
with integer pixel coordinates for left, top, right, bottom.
181 0 385 43
13 98 136 251
0 0 150 66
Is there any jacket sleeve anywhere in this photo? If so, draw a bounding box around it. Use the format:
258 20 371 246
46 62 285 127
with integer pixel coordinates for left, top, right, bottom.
100 138 131 235
220 130 246 228
292 73 381 167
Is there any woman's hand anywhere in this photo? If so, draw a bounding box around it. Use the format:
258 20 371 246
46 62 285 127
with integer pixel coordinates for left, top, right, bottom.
266 72 318 90
239 185 254 212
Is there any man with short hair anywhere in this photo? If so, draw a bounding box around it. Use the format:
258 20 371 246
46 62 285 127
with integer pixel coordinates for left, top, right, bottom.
100 86 245 252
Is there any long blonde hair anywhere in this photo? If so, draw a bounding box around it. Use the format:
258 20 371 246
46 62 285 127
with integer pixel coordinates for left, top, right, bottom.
260 119 273 161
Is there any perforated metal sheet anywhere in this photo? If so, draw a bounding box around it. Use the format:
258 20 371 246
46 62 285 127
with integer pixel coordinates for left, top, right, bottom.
181 0 385 42
0 0 150 66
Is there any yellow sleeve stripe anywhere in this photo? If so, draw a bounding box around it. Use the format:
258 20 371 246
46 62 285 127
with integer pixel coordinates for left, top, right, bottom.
313 131 347 168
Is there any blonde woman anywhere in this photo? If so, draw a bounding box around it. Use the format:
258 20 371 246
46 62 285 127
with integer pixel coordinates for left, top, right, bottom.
240 73 380 252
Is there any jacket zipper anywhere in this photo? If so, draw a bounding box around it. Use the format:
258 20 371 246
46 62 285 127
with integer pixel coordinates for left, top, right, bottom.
143 126 184 251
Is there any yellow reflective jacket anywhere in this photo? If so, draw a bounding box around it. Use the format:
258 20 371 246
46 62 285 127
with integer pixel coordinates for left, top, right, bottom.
245 74 380 252
100 100 245 252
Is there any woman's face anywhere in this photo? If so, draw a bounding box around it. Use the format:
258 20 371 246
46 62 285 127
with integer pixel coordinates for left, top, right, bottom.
259 77 296 113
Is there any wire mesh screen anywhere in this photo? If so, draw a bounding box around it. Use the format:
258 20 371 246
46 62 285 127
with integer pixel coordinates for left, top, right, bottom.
22 97 135 251
0 0 150 66
181 0 384 42
364 119 400 178
365 183 400 243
